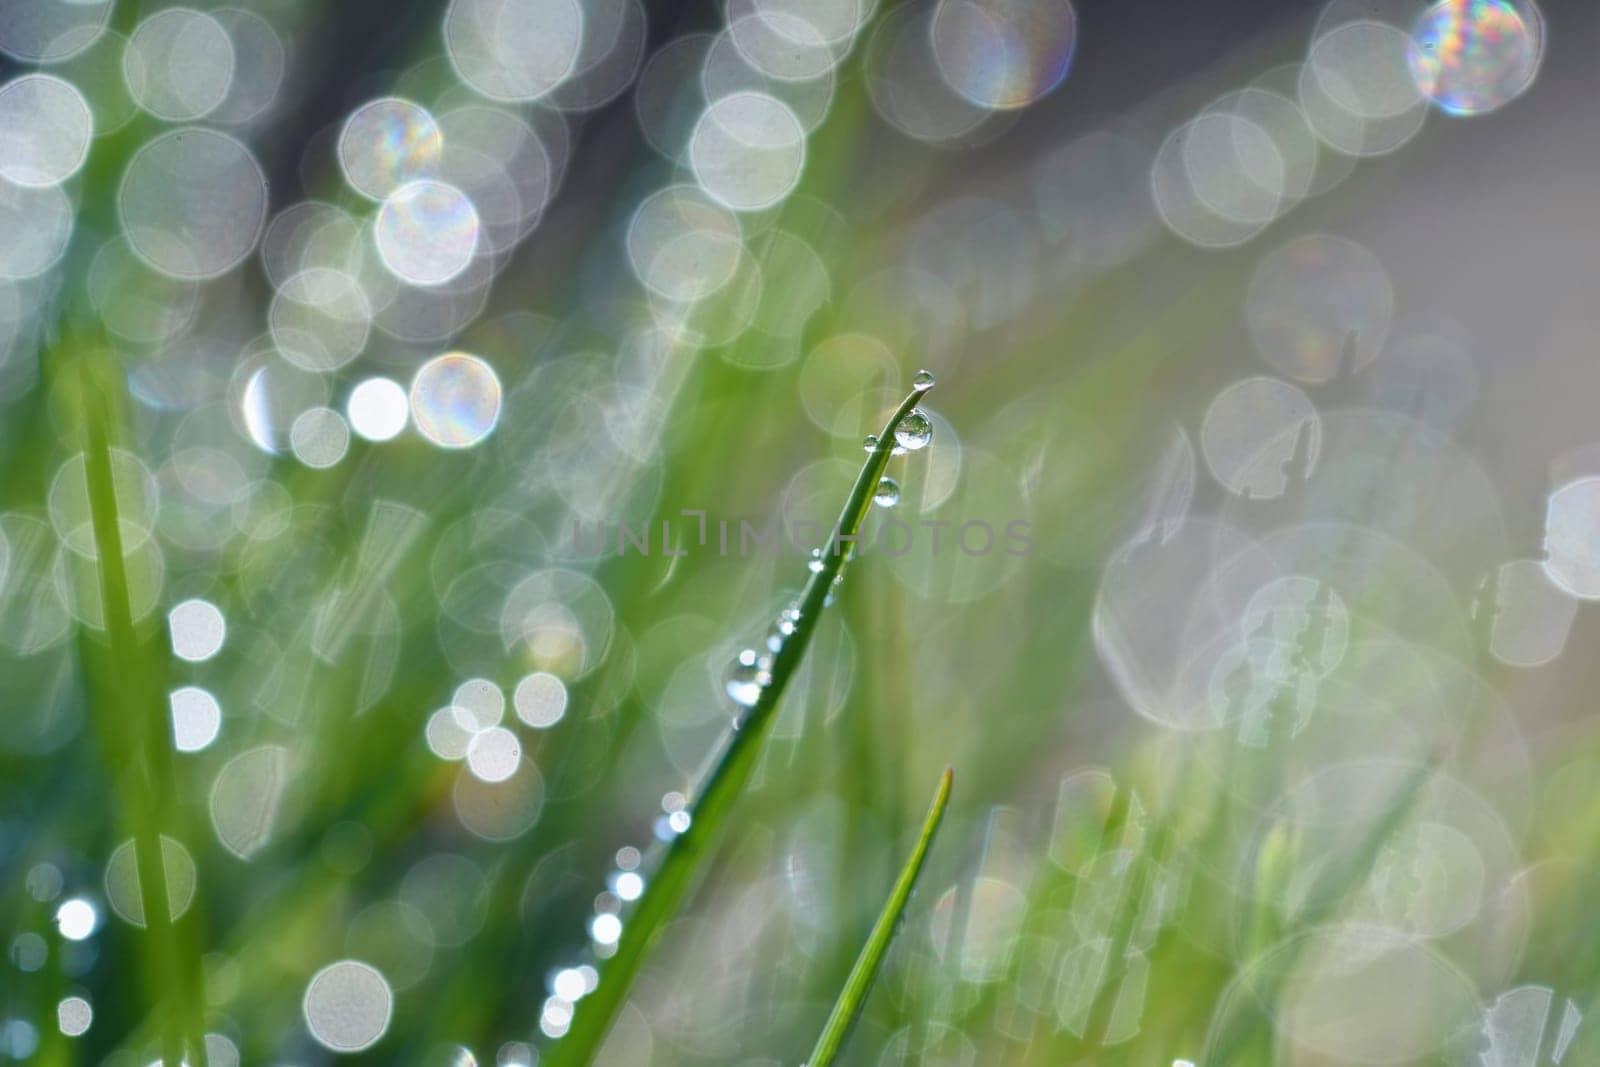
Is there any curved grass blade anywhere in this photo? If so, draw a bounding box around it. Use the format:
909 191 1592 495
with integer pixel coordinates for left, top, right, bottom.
806 767 954 1067
547 377 936 1066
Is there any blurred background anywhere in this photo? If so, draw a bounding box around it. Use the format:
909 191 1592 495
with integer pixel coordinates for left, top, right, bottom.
3 0 1600 1063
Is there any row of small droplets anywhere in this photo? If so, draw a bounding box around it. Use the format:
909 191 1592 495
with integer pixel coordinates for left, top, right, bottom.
539 373 936 1039
726 370 936 713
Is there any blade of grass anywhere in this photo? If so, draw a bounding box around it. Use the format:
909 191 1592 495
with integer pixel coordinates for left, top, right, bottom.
806 766 954 1067
547 377 936 1066
76 356 209 1067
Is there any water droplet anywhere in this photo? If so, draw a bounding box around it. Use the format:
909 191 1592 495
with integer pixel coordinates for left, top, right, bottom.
863 433 879 453
725 648 770 707
894 408 933 451
874 476 901 508
913 369 936 390
807 547 825 574
776 602 802 638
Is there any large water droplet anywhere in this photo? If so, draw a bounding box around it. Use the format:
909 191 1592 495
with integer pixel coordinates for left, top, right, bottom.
895 408 932 451
725 648 770 707
863 434 879 453
874 476 901 507
913 369 936 390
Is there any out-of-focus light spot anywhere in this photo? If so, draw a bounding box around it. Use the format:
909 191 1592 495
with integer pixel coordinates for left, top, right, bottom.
375 179 480 286
1487 559 1577 668
1409 0 1538 116
929 0 1078 111
453 677 504 729
539 0 648 113
539 996 574 1038
1200 377 1321 499
667 810 691 834
237 358 331 455
347 378 410 442
11 932 46 971
105 835 197 926
513 671 567 728
168 597 225 661
615 846 641 871
205 1033 240 1067
56 898 98 941
0 0 113 63
634 34 715 162
1544 477 1600 600
0 1019 38 1059
426 707 476 761
0 178 74 280
210 745 288 860
864 2 997 144
1150 116 1271 250
443 0 585 103
26 863 63 902
302 960 393 1052
88 237 200 344
122 8 235 122
49 448 160 559
498 1041 537 1066
726 9 836 81
169 686 222 752
57 996 92 1037
290 406 351 469
0 74 94 188
209 9 285 126
411 352 502 449
465 726 521 782
626 184 743 302
1183 110 1285 226
1246 234 1393 384
614 871 644 901
268 267 374 373
1301 20 1427 157
118 127 268 280
689 91 806 213
552 967 586 1001
338 97 442 200
590 912 622 945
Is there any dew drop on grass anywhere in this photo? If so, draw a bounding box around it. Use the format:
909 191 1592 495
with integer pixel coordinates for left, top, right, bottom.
895 407 933 451
725 647 770 707
591 912 622 946
874 476 901 507
913 368 936 390
807 547 825 573
863 433 879 452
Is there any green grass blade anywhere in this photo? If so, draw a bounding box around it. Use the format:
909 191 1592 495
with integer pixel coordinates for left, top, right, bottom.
806 766 954 1067
547 377 935 1067
76 358 210 1067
